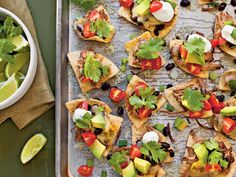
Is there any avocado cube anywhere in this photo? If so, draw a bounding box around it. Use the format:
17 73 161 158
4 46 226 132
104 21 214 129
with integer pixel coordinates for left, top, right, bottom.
132 0 150 16
220 106 236 117
122 161 137 177
185 53 205 66
134 157 151 174
91 114 106 129
194 144 208 164
174 117 188 131
89 139 106 159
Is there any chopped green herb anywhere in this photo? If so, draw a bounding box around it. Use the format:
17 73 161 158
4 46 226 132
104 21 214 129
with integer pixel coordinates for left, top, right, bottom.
127 74 133 82
0 39 16 63
121 57 128 65
75 112 93 128
108 151 128 173
229 80 236 91
207 2 219 7
159 85 166 92
0 17 22 37
120 65 126 73
101 65 109 76
90 19 112 38
118 140 128 147
166 104 174 112
101 170 107 177
209 72 218 81
153 123 165 133
87 159 94 167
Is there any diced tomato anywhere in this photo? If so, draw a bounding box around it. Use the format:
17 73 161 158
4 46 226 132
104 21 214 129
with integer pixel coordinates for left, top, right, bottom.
134 82 147 96
77 165 93 177
203 100 212 111
179 45 188 59
208 94 225 113
77 101 89 110
186 63 202 75
214 102 225 114
218 37 227 46
140 57 162 70
109 87 126 103
81 77 93 83
81 132 96 146
189 111 204 119
130 145 142 159
150 1 163 13
205 164 222 172
210 39 219 49
87 10 101 21
119 0 133 8
138 107 152 119
120 161 129 169
83 22 96 38
223 118 236 134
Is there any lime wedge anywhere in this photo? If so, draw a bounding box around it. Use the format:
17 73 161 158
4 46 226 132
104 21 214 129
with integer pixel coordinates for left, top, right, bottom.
8 35 29 52
5 52 30 79
0 72 6 82
0 73 19 102
0 60 7 72
21 133 47 164
15 72 25 85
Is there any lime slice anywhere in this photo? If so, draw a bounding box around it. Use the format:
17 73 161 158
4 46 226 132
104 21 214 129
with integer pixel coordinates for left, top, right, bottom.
5 52 30 79
15 72 25 85
20 133 47 164
0 74 19 102
8 35 29 52
0 60 7 72
0 72 6 82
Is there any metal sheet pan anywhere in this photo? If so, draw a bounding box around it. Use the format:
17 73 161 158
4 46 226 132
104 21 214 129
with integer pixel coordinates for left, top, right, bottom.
56 0 236 176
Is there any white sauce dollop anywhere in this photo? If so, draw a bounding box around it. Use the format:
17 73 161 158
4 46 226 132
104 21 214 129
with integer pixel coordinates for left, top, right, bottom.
72 108 92 122
187 34 212 53
151 1 174 23
142 131 159 144
221 25 236 45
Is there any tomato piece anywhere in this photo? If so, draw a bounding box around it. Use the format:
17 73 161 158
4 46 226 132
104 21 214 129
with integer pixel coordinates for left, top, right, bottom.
205 164 221 172
77 101 89 110
119 0 133 8
87 10 101 21
140 57 162 70
81 132 96 146
223 118 236 134
77 165 93 177
186 63 202 75
81 77 92 83
109 87 126 103
179 45 188 59
189 111 204 119
150 1 163 13
218 37 227 46
120 161 129 169
210 39 219 48
208 94 225 113
203 100 212 111
134 82 147 96
130 145 142 159
214 102 225 114
138 107 152 119
83 22 96 38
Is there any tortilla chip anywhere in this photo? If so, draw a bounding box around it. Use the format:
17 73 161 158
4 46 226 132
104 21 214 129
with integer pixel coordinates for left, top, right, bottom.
214 12 236 57
67 50 119 93
118 1 178 38
164 78 213 118
219 69 236 91
198 0 214 4
180 130 236 177
124 31 166 68
125 75 166 128
73 5 115 43
137 164 166 177
170 40 209 78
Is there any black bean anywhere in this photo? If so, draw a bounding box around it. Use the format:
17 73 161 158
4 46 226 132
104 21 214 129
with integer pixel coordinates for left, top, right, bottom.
165 63 175 71
218 3 227 11
101 83 111 91
169 149 175 157
166 84 173 89
176 36 180 39
231 0 236 6
154 28 159 36
88 104 92 111
234 59 236 64
77 25 82 32
161 142 170 149
137 22 143 26
156 24 165 31
229 43 235 48
230 116 236 121
180 0 190 7
216 95 225 102
94 128 103 135
117 106 124 116
230 91 236 97
131 17 138 23
163 127 170 136
153 91 160 96
107 154 112 160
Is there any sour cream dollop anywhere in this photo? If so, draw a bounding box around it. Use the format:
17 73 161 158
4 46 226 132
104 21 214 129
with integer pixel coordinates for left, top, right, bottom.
151 1 174 23
142 131 159 144
72 108 92 122
221 25 236 45
187 34 212 53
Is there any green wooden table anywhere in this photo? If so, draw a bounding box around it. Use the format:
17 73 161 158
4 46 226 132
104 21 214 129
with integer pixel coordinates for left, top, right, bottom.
0 1 56 177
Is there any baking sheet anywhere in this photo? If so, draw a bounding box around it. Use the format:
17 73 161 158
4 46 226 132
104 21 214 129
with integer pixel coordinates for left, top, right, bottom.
56 0 236 176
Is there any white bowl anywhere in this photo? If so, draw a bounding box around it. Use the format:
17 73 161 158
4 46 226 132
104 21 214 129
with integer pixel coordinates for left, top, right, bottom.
0 7 37 110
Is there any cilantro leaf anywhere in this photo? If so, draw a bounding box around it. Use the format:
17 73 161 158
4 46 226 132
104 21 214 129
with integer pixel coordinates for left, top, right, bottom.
101 65 109 76
3 17 22 37
84 54 102 82
71 0 97 10
208 150 223 164
75 112 93 128
231 29 236 41
182 88 205 112
108 151 128 173
0 39 16 63
136 38 165 59
229 80 236 91
129 95 146 109
91 19 112 38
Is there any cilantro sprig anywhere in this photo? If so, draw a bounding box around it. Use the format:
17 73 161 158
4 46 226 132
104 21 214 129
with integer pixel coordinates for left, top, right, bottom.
75 112 93 128
0 39 16 63
136 38 165 60
182 88 205 112
108 151 128 173
0 17 22 38
90 19 112 39
129 87 157 109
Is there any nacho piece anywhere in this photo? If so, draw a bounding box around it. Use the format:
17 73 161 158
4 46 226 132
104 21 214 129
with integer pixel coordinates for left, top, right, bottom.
67 50 119 93
219 69 236 91
73 5 115 43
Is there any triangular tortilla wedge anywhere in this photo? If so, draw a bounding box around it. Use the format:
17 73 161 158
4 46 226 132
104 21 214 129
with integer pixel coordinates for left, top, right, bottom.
125 75 166 128
124 31 166 68
73 5 115 43
118 1 178 38
219 69 236 91
170 40 209 78
137 164 166 177
164 78 213 118
67 50 119 93
179 129 236 177
214 12 236 57
198 0 214 4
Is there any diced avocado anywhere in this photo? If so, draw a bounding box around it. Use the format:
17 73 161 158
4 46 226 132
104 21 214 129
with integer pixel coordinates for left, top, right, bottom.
194 144 208 164
182 99 191 110
132 0 150 16
220 106 236 117
122 161 137 177
134 157 151 174
185 53 205 66
174 117 188 131
89 139 106 159
91 114 106 129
